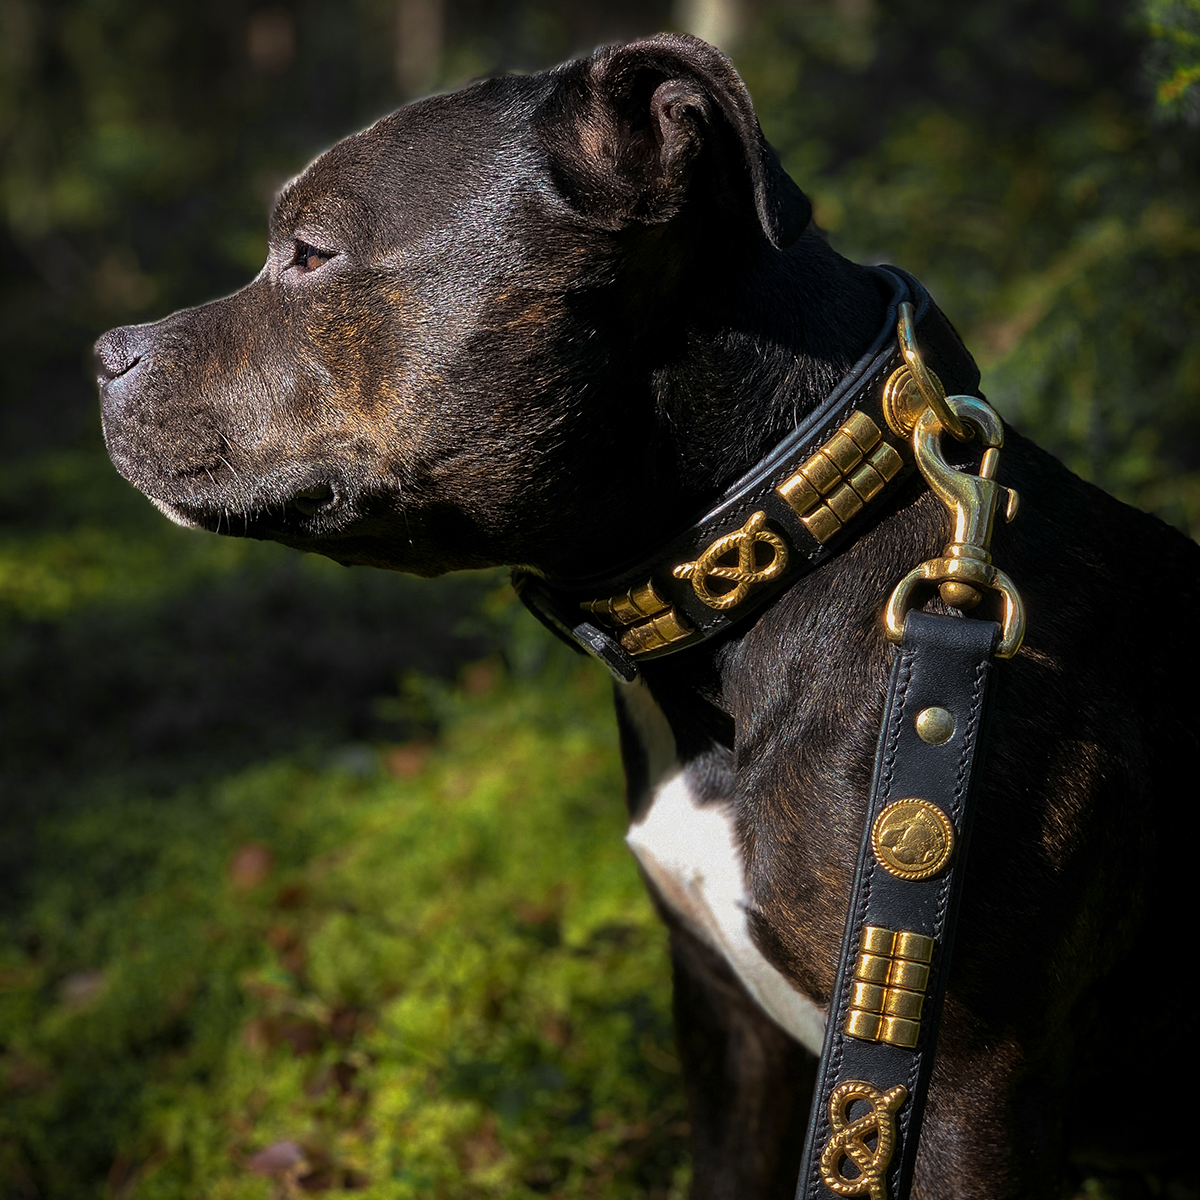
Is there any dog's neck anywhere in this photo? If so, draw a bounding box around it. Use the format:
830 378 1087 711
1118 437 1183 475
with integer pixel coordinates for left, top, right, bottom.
650 236 891 501
530 233 891 581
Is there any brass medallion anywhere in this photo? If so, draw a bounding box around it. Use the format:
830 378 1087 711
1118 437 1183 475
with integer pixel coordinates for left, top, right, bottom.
871 799 955 881
819 1080 908 1200
673 511 788 611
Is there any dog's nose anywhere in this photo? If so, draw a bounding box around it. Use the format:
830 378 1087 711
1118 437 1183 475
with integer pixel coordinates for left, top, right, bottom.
93 325 150 385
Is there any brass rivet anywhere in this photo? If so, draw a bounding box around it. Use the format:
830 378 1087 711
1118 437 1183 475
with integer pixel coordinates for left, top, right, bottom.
939 580 983 609
915 706 955 745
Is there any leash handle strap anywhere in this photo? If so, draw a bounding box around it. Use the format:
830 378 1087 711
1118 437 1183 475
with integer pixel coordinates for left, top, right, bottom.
795 611 998 1200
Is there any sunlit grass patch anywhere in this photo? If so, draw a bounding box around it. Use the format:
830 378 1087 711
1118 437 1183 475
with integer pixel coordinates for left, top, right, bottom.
0 657 689 1198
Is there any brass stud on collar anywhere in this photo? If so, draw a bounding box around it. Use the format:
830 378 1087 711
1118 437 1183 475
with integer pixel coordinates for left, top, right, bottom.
915 706 955 745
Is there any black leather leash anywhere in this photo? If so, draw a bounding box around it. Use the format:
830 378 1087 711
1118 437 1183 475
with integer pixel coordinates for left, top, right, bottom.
515 269 1026 1200
794 610 998 1200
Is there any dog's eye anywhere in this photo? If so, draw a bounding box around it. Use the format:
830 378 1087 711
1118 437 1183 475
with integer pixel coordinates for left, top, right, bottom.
291 241 336 273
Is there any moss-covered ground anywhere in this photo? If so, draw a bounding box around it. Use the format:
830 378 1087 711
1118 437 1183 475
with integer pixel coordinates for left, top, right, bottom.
1 606 688 1198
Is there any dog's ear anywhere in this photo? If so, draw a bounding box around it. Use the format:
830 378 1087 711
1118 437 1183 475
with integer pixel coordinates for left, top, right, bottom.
536 33 810 249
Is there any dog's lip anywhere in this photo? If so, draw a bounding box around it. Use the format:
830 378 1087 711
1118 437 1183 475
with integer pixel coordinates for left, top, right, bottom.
149 495 205 530
136 473 347 533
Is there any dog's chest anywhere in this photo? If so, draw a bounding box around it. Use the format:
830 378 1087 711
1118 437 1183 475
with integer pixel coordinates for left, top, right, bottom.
618 682 826 1055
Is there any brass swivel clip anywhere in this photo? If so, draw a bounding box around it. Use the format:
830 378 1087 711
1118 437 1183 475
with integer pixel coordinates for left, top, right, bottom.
882 304 1026 659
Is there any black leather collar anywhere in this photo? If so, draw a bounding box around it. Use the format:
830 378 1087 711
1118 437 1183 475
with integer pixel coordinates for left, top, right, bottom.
515 266 983 682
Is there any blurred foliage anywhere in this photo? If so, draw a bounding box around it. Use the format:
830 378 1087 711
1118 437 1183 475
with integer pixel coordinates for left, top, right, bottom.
0 648 688 1198
738 0 1200 536
1145 0 1200 119
1 0 1198 1196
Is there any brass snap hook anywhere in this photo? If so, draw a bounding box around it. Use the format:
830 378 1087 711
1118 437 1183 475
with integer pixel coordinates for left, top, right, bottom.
884 394 1026 658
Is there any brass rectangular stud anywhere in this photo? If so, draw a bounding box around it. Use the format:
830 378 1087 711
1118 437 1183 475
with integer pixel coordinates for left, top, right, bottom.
880 1016 921 1049
850 982 886 1012
620 608 694 656
584 580 670 627
611 580 669 624
882 988 924 1021
630 580 670 618
778 415 896 543
776 472 819 516
800 450 841 494
611 594 641 623
846 925 935 1048
842 410 882 453
861 926 896 954
820 432 863 474
581 595 616 622
893 931 935 963
856 953 892 984
848 462 885 503
621 622 667 656
653 608 693 642
845 1010 883 1042
826 483 864 524
888 959 930 992
801 503 842 544
869 442 903 481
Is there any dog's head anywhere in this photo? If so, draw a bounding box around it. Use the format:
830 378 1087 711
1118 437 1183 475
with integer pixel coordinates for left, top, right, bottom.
95 34 818 577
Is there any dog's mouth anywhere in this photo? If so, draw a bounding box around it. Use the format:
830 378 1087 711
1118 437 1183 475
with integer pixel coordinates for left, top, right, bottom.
147 476 347 537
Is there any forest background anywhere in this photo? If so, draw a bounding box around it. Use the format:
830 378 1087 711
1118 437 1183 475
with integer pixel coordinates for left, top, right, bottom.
1 0 1197 1196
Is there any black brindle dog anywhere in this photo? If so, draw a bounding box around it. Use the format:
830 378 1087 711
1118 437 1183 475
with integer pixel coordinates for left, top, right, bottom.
95 34 1198 1200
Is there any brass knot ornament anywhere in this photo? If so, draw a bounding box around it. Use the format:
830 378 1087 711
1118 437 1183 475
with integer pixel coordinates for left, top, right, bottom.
871 799 956 882
819 1080 908 1200
673 510 788 611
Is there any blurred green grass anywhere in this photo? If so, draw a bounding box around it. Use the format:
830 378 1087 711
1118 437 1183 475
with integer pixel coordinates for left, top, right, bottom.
1 645 689 1199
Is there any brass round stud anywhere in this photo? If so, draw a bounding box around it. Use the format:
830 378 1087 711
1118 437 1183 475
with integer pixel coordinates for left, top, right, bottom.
915 706 955 745
871 799 955 881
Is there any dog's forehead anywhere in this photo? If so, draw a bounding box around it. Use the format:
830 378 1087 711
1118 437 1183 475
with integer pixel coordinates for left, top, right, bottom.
271 77 552 257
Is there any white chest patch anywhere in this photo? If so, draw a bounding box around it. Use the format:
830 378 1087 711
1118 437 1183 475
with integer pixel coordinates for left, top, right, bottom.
619 682 827 1056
